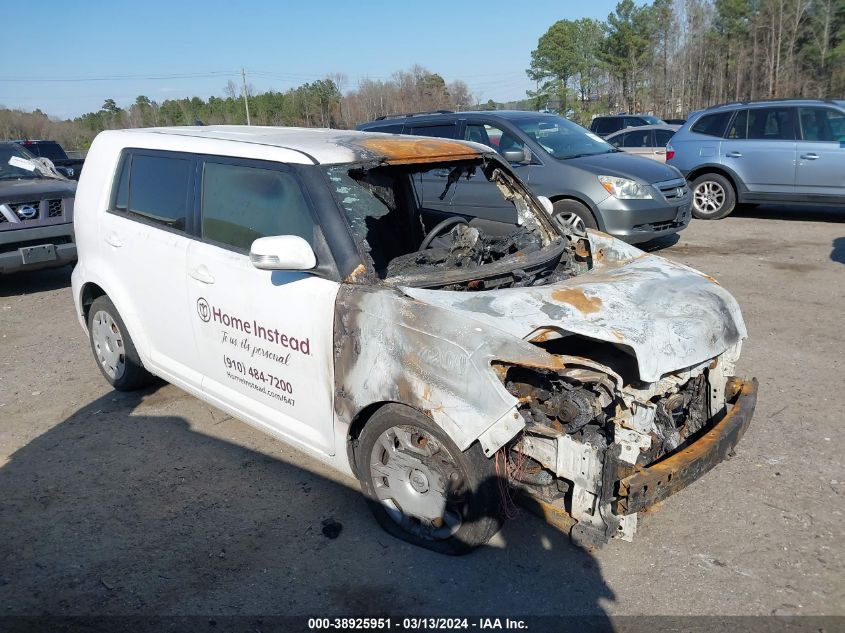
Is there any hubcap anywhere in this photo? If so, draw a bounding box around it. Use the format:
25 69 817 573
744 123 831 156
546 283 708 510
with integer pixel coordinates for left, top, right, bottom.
554 211 586 234
92 310 126 380
693 181 726 213
369 425 464 540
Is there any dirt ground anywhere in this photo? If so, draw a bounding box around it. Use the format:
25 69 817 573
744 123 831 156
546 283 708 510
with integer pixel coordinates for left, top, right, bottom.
0 206 842 618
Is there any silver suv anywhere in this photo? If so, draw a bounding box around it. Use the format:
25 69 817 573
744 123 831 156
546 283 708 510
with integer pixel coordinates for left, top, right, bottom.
667 99 845 219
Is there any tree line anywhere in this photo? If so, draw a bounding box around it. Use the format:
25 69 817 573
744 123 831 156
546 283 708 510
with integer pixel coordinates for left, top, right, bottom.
1 0 841 150
528 0 844 122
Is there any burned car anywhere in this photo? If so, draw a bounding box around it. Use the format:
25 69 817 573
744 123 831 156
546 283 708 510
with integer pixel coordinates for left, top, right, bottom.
72 127 756 554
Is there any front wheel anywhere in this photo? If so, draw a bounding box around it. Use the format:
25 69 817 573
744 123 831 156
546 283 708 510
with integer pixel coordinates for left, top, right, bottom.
355 405 503 555
87 295 153 391
691 173 736 220
552 199 597 235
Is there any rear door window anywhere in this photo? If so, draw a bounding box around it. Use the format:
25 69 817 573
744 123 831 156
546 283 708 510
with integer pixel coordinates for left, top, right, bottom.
593 118 620 135
117 153 192 231
725 109 749 139
654 129 675 146
621 129 652 147
624 117 646 128
407 124 457 139
691 112 733 137
747 108 796 140
200 161 315 252
35 143 66 160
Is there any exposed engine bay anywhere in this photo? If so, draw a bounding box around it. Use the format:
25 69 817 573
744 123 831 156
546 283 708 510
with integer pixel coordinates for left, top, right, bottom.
492 342 744 546
323 157 583 290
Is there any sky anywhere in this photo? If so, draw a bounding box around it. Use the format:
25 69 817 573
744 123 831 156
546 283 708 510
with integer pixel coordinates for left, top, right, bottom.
0 0 627 120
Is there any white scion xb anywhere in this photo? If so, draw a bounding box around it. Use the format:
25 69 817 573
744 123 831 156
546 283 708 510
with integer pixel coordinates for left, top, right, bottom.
72 126 757 554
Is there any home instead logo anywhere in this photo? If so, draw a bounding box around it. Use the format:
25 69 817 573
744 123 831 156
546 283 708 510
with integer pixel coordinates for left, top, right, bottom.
196 297 211 322
198 299 311 356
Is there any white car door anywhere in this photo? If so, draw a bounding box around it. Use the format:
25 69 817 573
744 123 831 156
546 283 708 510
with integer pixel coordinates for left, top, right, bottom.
186 158 339 455
101 150 203 389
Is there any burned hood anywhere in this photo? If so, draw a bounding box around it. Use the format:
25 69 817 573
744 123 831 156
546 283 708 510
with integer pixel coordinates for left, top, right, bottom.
400 232 747 383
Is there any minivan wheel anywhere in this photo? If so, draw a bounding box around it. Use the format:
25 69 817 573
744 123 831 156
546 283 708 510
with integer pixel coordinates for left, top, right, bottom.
552 199 597 234
355 405 503 555
691 173 736 220
87 295 152 391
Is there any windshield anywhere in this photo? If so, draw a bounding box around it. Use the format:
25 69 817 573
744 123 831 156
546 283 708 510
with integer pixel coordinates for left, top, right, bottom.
513 116 616 160
322 158 576 289
642 115 665 125
0 144 42 181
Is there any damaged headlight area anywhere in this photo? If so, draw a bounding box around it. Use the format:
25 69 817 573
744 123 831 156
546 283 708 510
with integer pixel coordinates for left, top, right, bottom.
491 346 754 547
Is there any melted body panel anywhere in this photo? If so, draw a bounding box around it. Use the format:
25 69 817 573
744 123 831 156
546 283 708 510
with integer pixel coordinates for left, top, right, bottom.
400 231 747 383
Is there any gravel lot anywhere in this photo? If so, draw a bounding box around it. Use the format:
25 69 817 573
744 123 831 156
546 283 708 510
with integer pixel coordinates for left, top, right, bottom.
0 206 842 618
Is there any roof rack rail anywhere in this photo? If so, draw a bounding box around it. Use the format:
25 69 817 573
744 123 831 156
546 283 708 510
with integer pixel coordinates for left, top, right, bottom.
706 97 840 109
375 109 454 121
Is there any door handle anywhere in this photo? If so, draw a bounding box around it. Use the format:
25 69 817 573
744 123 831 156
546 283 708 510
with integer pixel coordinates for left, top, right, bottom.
726 151 742 158
800 153 820 160
655 150 666 155
104 232 122 248
189 266 215 285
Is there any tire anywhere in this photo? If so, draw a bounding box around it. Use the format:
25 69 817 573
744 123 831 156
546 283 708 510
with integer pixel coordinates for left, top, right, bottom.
87 295 153 391
552 199 597 234
355 404 503 555
690 173 736 220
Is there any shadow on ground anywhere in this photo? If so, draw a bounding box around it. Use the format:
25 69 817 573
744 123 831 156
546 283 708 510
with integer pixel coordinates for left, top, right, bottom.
0 265 73 297
637 233 680 253
731 204 845 223
0 388 614 618
831 237 845 264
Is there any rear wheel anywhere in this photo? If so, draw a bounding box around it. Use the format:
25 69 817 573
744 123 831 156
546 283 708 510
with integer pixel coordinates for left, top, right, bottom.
355 405 503 555
87 295 152 391
691 173 736 219
552 199 597 235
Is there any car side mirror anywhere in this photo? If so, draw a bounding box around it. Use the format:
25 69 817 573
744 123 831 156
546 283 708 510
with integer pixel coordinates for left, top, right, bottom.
249 235 316 271
502 147 531 164
537 196 554 215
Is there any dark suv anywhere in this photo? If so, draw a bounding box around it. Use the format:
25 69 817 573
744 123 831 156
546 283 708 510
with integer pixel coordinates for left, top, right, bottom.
358 110 690 244
0 142 76 274
590 114 666 137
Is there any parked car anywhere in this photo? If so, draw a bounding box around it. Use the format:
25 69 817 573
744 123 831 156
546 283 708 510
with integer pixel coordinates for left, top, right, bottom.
668 98 845 219
14 140 85 180
589 114 666 137
664 118 687 125
0 141 77 274
358 111 691 244
605 124 680 162
72 126 756 553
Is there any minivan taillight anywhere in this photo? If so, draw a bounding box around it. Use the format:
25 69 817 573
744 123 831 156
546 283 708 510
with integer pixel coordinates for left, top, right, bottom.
666 144 675 161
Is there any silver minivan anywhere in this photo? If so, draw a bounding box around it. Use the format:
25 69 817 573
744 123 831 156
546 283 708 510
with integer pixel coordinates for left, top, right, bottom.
668 99 845 219
358 111 692 244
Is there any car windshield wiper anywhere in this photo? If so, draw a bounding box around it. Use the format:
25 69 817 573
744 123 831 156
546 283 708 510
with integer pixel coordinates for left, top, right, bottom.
560 152 602 160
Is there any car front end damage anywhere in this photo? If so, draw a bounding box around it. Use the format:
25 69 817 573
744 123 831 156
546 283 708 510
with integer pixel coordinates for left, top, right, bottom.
328 140 756 547
494 349 756 547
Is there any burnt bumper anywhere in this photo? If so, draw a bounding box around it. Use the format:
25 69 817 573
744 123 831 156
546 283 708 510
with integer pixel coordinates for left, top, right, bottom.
615 377 758 515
